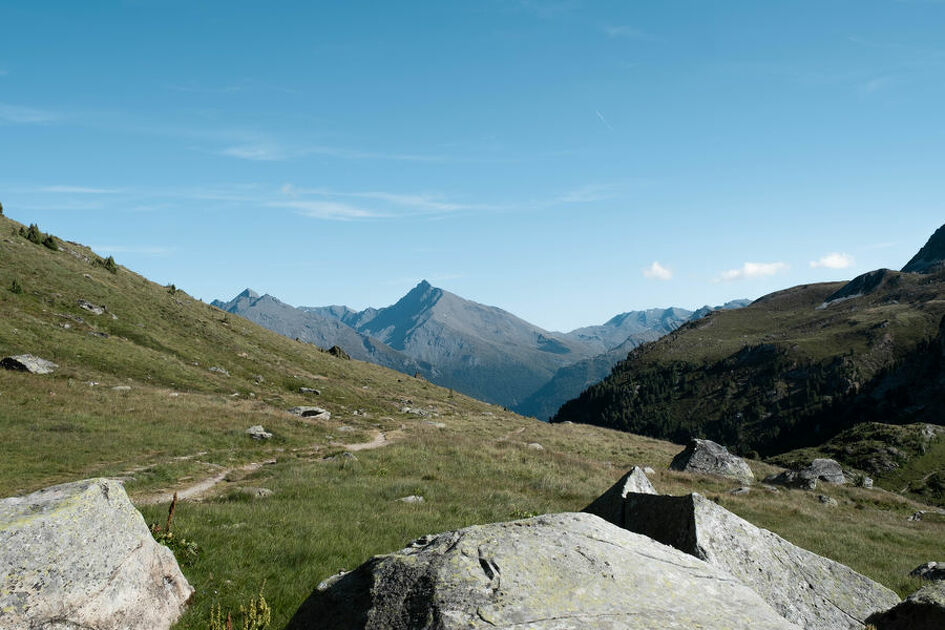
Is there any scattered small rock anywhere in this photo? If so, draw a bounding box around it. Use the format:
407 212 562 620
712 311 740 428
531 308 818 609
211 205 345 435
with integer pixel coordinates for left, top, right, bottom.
397 495 424 504
246 425 272 440
209 366 230 376
910 562 945 581
908 511 925 522
643 467 656 475
818 494 839 507
252 374 264 384
111 385 131 391
299 387 321 395
423 420 447 429
730 486 751 496
337 425 355 433
288 406 331 421
233 487 273 499
526 442 544 451
1 354 58 375
88 331 109 339
77 299 105 315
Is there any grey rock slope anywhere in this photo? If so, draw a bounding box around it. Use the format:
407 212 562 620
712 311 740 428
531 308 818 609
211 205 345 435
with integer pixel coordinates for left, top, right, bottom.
591 491 899 630
212 289 429 376
903 223 945 273
562 307 693 354
0 478 193 630
288 512 800 630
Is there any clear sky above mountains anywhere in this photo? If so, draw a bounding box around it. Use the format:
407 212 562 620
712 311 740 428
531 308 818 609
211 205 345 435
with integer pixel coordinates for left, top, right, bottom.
1 1 943 330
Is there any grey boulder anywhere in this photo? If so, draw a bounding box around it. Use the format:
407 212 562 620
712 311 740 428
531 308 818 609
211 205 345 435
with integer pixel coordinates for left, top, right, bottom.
765 458 846 490
1 354 58 374
669 438 754 482
0 478 193 630
289 406 331 421
597 491 898 630
288 512 799 630
911 562 945 581
77 299 105 315
584 466 657 527
246 425 272 440
868 581 945 630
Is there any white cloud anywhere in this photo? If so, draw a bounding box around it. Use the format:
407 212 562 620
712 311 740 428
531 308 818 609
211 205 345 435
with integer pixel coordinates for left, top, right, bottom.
716 262 789 282
642 261 673 281
810 252 854 269
219 143 289 161
0 103 59 124
270 200 384 221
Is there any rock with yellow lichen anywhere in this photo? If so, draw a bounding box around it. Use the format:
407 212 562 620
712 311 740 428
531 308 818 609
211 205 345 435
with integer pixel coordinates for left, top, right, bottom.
0 478 193 630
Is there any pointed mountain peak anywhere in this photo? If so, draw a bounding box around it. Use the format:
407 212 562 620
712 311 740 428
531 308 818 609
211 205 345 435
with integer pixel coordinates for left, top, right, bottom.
903 224 945 274
238 288 261 300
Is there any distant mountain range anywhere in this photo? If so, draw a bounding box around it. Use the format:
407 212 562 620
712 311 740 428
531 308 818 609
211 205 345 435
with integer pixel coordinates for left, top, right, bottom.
555 223 945 457
213 282 747 417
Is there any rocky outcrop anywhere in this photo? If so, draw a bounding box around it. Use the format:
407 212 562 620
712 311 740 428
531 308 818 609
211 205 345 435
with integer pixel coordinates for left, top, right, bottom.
1 353 58 374
669 438 754 482
0 478 193 630
584 467 657 527
869 581 945 630
911 562 945 581
288 512 800 630
597 491 898 630
765 458 846 490
902 223 945 273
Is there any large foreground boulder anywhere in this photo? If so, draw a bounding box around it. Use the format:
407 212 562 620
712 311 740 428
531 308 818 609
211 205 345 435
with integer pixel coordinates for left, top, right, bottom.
0 478 193 630
669 438 754 482
584 466 657 527
599 492 898 630
288 512 800 629
869 581 945 630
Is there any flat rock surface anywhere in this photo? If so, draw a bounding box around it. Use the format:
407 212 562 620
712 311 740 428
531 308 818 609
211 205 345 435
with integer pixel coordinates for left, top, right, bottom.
669 438 754 482
0 353 58 374
0 478 193 630
288 512 799 630
610 492 899 630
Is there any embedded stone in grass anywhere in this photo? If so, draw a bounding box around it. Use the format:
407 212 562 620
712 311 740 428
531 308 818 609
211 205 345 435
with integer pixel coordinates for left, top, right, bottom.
246 425 272 440
209 366 230 376
0 354 58 374
233 487 274 499
526 442 543 450
911 562 945 581
77 298 105 315
288 406 331 420
112 385 131 391
299 387 321 395
818 494 839 507
397 495 424 503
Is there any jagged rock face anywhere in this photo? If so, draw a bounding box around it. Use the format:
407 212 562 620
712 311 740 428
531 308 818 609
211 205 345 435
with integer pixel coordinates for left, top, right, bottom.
869 581 945 630
584 467 657 528
288 512 800 630
903 224 945 273
669 439 754 483
0 478 193 630
605 492 899 630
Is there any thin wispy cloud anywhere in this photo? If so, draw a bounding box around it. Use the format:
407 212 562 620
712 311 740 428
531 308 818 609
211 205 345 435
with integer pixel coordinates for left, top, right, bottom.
218 143 291 161
715 262 789 282
810 252 855 269
642 261 673 281
860 76 895 95
37 185 121 194
602 25 653 40
270 199 384 221
595 110 614 131
0 103 59 124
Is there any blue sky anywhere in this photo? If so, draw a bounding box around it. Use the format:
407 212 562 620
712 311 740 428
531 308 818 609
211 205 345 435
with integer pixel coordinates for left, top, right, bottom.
1 1 943 331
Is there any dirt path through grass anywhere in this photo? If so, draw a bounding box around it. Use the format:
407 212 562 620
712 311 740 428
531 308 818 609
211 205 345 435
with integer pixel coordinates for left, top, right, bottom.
336 431 390 451
137 462 262 505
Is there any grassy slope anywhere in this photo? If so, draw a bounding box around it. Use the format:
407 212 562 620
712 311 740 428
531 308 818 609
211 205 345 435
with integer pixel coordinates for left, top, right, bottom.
0 214 942 628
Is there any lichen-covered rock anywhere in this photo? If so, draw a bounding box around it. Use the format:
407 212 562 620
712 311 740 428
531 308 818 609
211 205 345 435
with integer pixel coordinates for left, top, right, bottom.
246 425 273 439
669 438 754 482
287 512 800 630
584 467 657 528
0 478 193 630
0 353 58 374
869 581 945 630
604 492 898 630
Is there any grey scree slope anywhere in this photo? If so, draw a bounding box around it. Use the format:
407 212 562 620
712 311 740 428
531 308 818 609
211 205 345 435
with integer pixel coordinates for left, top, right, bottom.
0 478 193 630
288 512 800 630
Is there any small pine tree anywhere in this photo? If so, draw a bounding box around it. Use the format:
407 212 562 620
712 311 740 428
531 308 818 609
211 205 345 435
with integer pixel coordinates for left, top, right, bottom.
103 255 118 273
0 200 4 215
10 278 23 294
42 234 57 251
25 223 43 244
